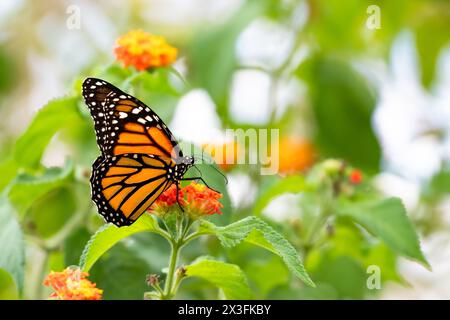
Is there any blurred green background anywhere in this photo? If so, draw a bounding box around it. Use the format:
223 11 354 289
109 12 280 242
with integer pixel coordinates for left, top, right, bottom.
0 0 449 300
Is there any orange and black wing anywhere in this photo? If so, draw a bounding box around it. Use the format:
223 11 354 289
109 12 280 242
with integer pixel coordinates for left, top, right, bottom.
82 77 182 161
91 153 175 227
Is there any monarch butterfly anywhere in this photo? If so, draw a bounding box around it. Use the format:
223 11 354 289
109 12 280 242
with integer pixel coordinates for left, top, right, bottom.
82 77 210 227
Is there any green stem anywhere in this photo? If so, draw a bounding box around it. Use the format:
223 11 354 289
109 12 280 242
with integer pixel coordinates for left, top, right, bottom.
305 208 329 246
180 218 194 241
151 281 165 297
162 240 180 299
302 188 335 258
155 215 206 299
35 250 49 300
182 230 209 245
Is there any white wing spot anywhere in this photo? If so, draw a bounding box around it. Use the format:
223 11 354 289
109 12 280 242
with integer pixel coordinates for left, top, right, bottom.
119 112 128 119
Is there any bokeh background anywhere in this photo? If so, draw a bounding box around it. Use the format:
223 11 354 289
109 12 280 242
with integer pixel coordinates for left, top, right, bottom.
0 0 450 299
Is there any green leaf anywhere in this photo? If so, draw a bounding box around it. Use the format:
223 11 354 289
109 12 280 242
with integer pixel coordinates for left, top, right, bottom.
253 175 309 216
336 197 429 268
124 233 170 272
427 169 450 198
184 258 251 299
307 252 367 299
13 97 83 169
304 223 370 299
48 251 65 272
414 3 450 88
0 158 18 192
364 242 404 284
0 46 17 94
0 197 25 294
28 187 77 238
199 216 315 287
8 160 74 215
306 0 369 52
298 57 381 172
80 214 163 271
89 243 151 300
64 227 92 266
0 269 18 300
245 256 289 297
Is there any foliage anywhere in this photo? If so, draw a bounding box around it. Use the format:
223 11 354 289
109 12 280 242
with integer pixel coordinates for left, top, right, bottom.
0 0 446 300
184 258 251 299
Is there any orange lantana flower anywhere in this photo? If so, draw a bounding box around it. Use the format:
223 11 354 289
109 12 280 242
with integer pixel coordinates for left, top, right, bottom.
43 267 102 300
278 137 316 174
184 182 223 217
149 184 185 215
115 30 177 71
148 182 223 218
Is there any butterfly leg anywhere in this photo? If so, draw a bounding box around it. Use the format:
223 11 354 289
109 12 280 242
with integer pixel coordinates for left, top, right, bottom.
181 177 221 194
176 182 185 212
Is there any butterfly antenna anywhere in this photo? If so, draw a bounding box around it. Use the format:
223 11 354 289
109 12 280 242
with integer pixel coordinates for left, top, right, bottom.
191 152 228 185
192 164 203 177
192 152 211 164
210 163 228 185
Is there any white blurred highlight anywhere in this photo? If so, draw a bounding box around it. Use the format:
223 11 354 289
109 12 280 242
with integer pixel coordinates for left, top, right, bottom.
170 89 224 144
227 172 257 208
230 70 272 124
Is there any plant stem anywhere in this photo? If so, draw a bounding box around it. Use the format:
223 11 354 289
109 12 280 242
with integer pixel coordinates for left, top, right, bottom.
180 218 194 241
35 250 49 300
162 240 180 299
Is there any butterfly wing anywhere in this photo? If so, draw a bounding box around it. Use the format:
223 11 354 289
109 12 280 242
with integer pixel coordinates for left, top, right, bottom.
82 77 182 161
91 153 174 227
82 79 113 154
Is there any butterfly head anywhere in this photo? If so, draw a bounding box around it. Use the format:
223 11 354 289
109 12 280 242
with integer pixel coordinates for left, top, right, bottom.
172 156 194 181
180 156 195 167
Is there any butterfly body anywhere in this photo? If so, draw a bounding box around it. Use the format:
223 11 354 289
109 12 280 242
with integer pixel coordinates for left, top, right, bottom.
82 78 196 227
